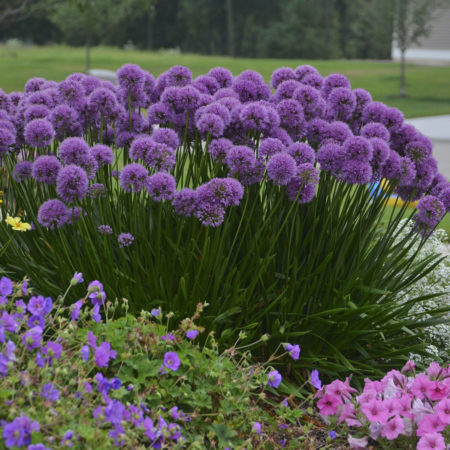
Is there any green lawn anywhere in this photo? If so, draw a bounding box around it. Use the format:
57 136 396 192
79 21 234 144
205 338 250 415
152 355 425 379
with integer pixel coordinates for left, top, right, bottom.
1 44 450 118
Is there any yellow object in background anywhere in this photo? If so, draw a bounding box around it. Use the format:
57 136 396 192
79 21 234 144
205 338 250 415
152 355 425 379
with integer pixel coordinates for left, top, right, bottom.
379 179 418 209
5 214 31 232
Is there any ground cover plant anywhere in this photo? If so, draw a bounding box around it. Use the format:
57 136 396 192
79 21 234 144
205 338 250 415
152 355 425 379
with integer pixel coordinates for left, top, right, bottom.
0 63 449 381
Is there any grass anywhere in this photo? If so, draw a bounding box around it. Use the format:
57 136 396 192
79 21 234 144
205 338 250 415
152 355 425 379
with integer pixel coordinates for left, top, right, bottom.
1 44 450 118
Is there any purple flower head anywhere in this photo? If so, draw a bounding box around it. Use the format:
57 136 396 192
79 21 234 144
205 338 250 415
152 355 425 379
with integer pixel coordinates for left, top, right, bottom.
193 75 220 95
88 281 106 307
306 118 330 147
276 99 305 133
208 67 233 88
24 104 50 123
414 195 445 236
28 315 45 329
119 163 148 193
343 136 373 162
361 122 390 141
327 121 352 145
28 295 52 316
42 341 62 363
25 77 47 92
295 64 319 82
88 87 118 118
95 341 117 368
148 102 172 126
59 137 90 166
88 183 106 198
161 86 190 113
117 64 145 91
186 329 199 340
225 145 256 174
203 103 231 126
32 156 61 185
267 152 297 185
41 382 59 402
56 165 88 203
196 178 244 208
194 202 225 227
50 105 82 140
196 113 224 137
302 72 324 90
167 65 192 87
252 422 262 436
275 79 302 102
232 78 257 103
24 118 54 148
118 232 134 248
151 307 162 318
37 199 70 228
151 127 179 150
58 79 85 109
362 101 389 125
286 165 319 204
172 188 197 217
326 87 356 121
293 85 322 118
214 87 239 101
71 300 83 321
163 351 181 371
0 127 15 154
322 73 351 99
259 138 285 158
91 144 114 166
405 140 432 163
267 369 282 388
271 67 296 89
13 161 33 181
369 137 390 167
98 224 113 235
0 277 12 299
341 159 373 185
22 326 43 350
384 107 404 132
2 416 39 448
146 172 177 202
310 369 322 389
208 138 233 162
284 343 301 360
0 311 19 333
353 88 373 116
27 91 54 109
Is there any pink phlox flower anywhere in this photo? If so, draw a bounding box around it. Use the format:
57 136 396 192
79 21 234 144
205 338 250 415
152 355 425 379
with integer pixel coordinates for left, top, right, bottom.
361 399 390 424
317 393 342 416
434 398 450 425
382 398 399 419
410 374 432 400
426 362 443 378
426 380 447 402
416 413 446 437
347 435 368 449
382 369 406 387
396 394 413 418
417 432 446 450
401 360 415 374
356 389 377 405
363 378 385 394
380 415 405 440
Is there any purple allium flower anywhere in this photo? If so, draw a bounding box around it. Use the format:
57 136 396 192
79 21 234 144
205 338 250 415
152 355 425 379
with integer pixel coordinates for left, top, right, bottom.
327 121 352 145
22 326 43 350
275 79 302 102
369 137 390 167
362 101 388 125
271 67 296 89
194 203 225 227
167 65 192 87
32 155 61 185
361 122 390 141
172 188 197 217
28 295 52 316
49 105 82 140
302 72 324 90
208 138 233 162
341 159 372 185
118 232 134 248
293 85 322 117
41 382 59 402
27 91 54 109
326 87 356 121
267 369 282 388
310 369 322 389
196 178 244 208
405 140 432 162
343 136 373 162
95 341 117 368
152 127 179 150
88 87 118 118
267 152 297 185
163 351 181 371
203 103 231 126
13 161 33 181
117 64 144 91
214 87 239 101
146 172 177 202
306 118 330 147
287 143 315 165
276 99 305 132
193 75 220 95
225 145 256 174
232 78 257 103
295 64 319 82
259 138 284 158
0 127 15 154
2 416 39 448
58 79 85 107
71 300 83 321
196 113 224 137
88 183 106 198
37 199 69 228
284 343 301 360
148 102 172 125
208 67 233 88
438 184 450 212
25 77 47 92
322 73 351 99
24 104 50 123
24 118 54 148
414 195 445 235
397 156 417 186
56 165 88 203
119 163 148 193
98 224 113 235
286 167 319 204
59 137 90 166
384 107 404 132
186 330 199 340
252 422 262 436
90 144 114 167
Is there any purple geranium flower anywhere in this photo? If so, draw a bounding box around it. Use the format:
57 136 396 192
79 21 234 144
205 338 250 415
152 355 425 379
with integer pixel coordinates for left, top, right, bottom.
284 343 301 360
267 370 282 388
22 326 43 351
2 416 39 448
186 330 199 340
27 295 52 316
310 369 322 389
163 351 181 371
95 341 117 368
41 382 59 402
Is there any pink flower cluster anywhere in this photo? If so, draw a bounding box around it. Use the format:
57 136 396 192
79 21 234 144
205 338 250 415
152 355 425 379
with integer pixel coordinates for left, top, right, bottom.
315 361 450 449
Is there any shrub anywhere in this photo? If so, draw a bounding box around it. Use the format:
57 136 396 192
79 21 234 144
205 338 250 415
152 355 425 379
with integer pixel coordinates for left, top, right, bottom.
0 65 449 378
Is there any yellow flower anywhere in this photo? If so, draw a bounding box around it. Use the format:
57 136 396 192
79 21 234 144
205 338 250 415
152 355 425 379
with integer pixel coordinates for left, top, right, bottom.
5 214 31 232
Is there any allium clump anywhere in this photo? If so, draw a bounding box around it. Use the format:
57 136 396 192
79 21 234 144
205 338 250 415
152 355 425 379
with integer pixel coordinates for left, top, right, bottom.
56 165 89 203
24 119 55 148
